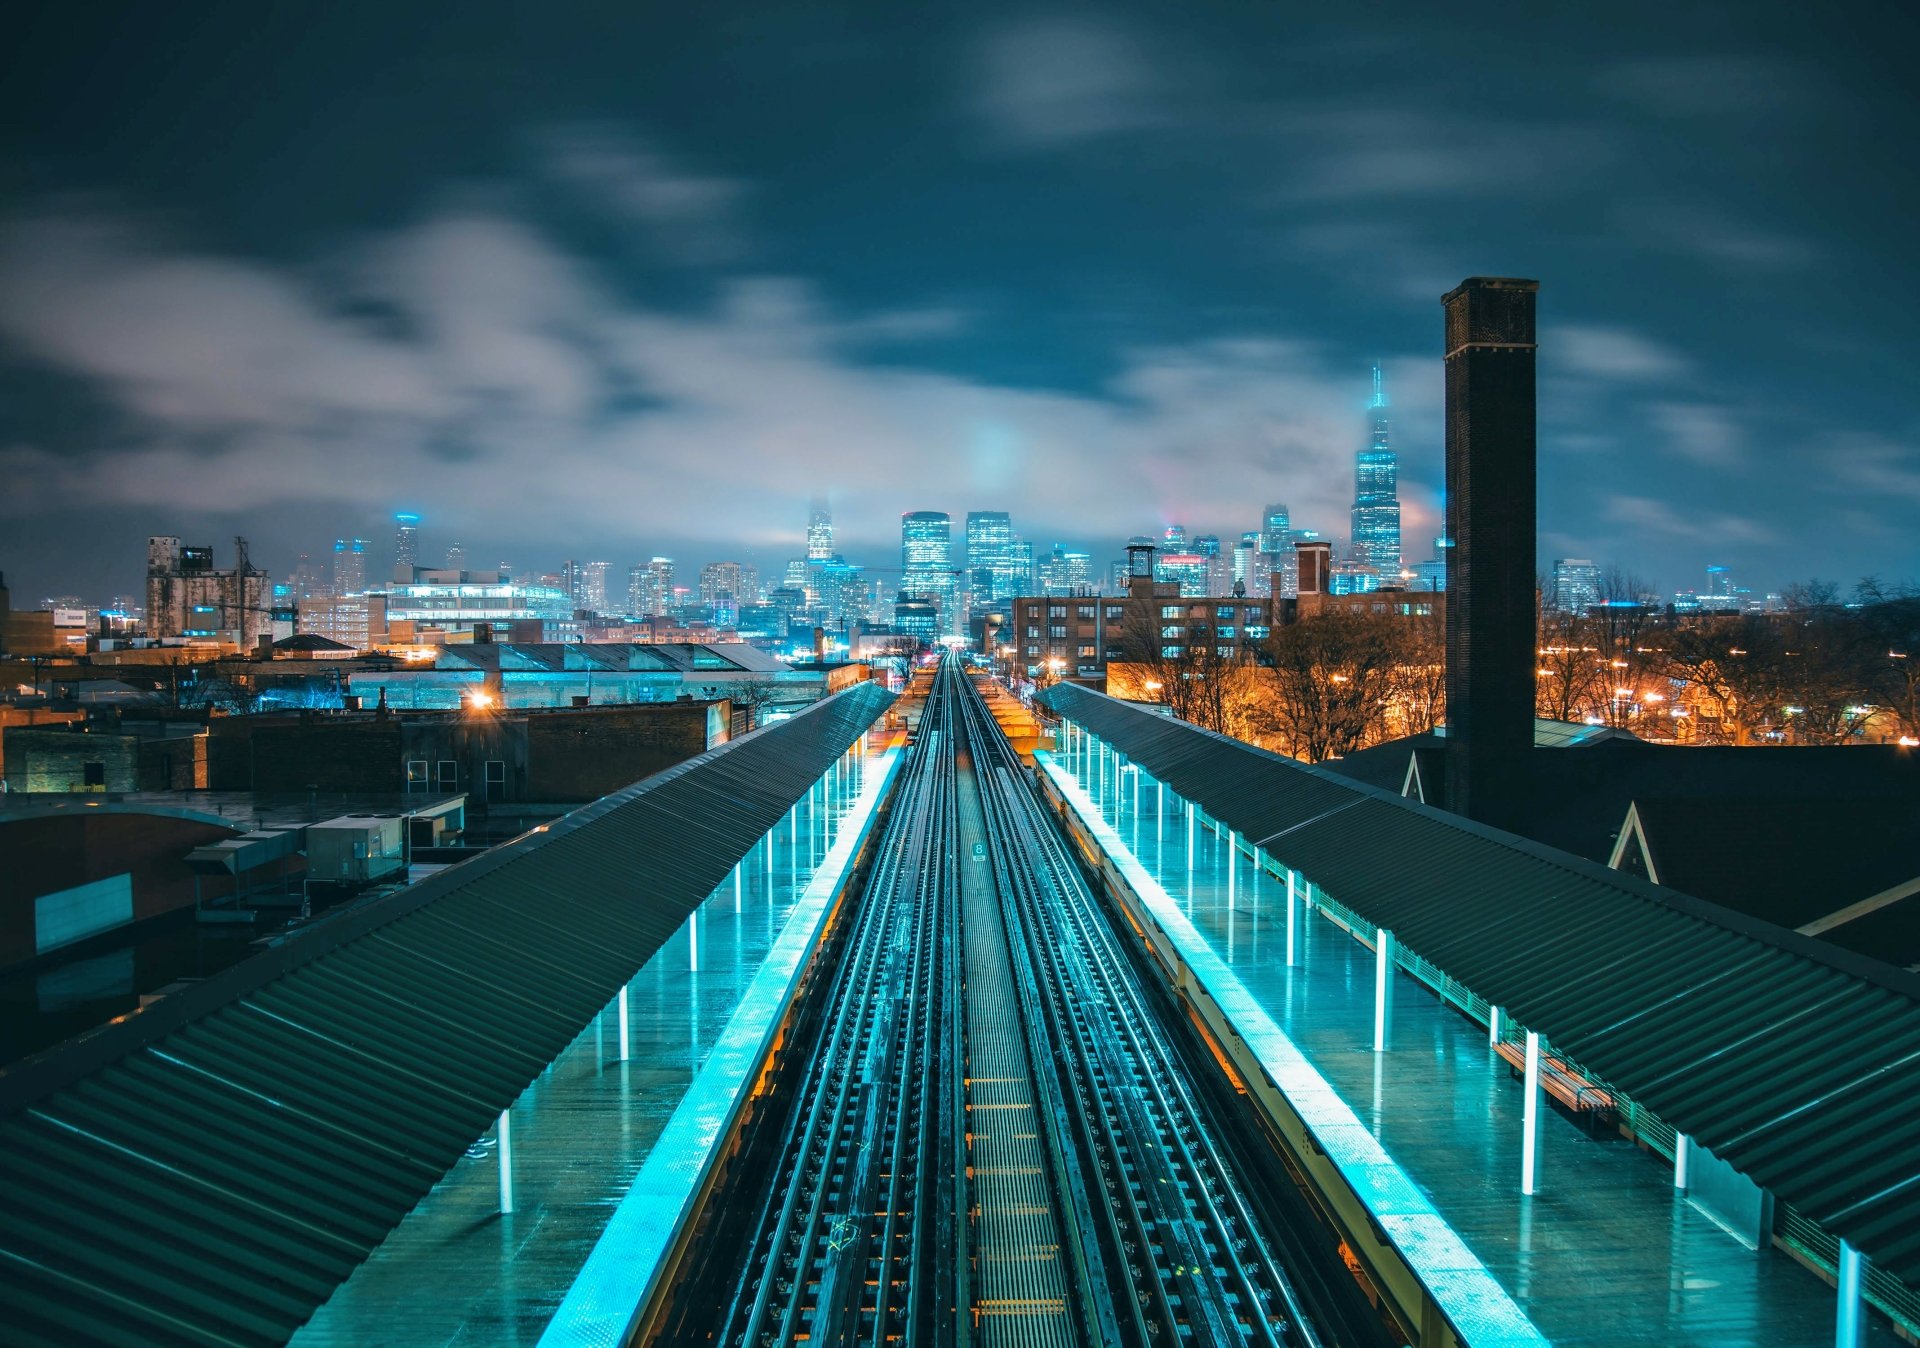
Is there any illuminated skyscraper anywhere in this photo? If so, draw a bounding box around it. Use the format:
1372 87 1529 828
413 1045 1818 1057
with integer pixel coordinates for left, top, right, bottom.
1231 532 1261 596
699 561 757 609
1194 535 1228 597
331 538 367 597
1037 544 1093 596
806 500 834 562
393 513 420 577
965 510 1021 609
626 558 674 617
1550 558 1601 614
1154 552 1211 597
901 511 955 633
1010 541 1034 596
1350 365 1402 573
1261 505 1292 597
580 561 610 614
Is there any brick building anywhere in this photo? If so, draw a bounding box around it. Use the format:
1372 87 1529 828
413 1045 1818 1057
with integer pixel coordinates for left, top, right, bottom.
1012 539 1441 686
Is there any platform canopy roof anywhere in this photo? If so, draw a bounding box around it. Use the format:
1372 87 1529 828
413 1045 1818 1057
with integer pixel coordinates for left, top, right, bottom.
1043 682 1920 1288
0 679 893 1347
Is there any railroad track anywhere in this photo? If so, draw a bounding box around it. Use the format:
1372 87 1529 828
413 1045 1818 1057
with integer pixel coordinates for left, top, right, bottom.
656 657 1390 1348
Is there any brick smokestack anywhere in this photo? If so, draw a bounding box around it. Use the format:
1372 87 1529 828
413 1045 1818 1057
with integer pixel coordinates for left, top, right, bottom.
1441 277 1538 830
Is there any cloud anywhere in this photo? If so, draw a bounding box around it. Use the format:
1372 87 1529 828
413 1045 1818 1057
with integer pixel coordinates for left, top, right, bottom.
1599 56 1803 119
0 205 1374 570
1553 324 1691 382
1266 107 1616 202
1648 401 1743 468
1828 439 1920 506
536 125 749 263
1601 493 1777 547
1612 201 1820 271
970 16 1167 149
0 212 449 431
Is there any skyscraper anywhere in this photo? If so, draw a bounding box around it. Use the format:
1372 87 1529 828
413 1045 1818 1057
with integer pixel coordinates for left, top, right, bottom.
580 561 611 614
331 538 367 597
1550 558 1601 614
445 543 466 570
1350 366 1402 574
1009 540 1034 596
1231 532 1261 596
626 557 675 617
807 500 834 562
965 510 1020 609
1442 276 1539 830
1194 535 1228 597
1037 544 1093 596
699 561 758 609
1261 505 1292 597
901 511 955 634
393 513 420 577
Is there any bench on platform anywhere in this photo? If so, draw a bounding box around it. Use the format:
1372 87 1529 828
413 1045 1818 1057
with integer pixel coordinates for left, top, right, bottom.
1493 1038 1618 1133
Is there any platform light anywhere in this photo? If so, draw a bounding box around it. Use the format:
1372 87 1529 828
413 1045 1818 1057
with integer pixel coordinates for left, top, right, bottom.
1900 737 1919 748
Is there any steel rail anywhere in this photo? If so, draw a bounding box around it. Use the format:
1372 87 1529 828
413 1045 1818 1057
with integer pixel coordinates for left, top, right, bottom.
955 667 1315 1347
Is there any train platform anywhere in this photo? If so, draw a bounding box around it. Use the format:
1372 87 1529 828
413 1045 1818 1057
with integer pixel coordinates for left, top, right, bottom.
292 728 903 1347
1036 744 1902 1347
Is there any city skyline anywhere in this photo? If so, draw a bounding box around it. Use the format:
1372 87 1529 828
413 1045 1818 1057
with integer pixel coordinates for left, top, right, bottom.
1 6 1915 605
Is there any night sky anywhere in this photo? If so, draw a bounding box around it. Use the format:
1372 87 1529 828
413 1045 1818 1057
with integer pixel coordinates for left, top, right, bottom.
1 2 1915 603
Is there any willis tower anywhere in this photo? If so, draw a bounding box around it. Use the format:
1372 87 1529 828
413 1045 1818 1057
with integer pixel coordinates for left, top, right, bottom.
1349 365 1401 575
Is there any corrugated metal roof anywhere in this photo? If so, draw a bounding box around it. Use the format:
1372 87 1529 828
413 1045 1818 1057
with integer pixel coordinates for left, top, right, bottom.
1042 683 1920 1288
0 680 893 1347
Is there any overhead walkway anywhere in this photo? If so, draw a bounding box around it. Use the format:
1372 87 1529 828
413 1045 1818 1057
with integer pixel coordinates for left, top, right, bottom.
1040 682 1920 1346
0 682 895 1347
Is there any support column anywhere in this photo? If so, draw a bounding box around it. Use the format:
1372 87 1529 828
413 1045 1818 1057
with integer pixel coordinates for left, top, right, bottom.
1226 830 1237 910
1285 871 1298 966
1673 1133 1691 1190
1490 1004 1502 1047
1373 928 1394 1052
497 1109 514 1214
1521 1030 1542 1195
1837 1242 1867 1348
734 861 743 913
688 911 699 971
617 985 631 1061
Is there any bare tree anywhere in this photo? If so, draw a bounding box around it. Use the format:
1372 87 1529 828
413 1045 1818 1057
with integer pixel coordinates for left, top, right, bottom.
723 678 784 730
1109 594 1261 736
1855 579 1920 741
1655 614 1782 744
1773 582 1874 744
1256 611 1402 762
1389 607 1447 736
1588 568 1661 729
1535 603 1599 723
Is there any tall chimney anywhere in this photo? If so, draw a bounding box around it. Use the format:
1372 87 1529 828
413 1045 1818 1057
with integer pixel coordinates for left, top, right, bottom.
1441 277 1538 830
